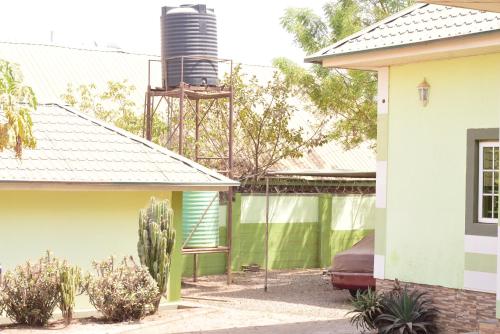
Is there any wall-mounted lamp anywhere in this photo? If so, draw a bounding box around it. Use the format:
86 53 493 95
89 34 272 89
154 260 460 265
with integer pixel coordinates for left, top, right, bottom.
417 79 430 107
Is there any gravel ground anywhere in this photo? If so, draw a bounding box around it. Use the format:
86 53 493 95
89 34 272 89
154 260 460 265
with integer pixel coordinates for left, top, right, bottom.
0 269 360 334
177 269 359 334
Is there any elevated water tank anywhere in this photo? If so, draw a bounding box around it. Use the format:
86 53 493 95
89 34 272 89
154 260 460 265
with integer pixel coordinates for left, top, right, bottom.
161 4 218 88
182 191 219 248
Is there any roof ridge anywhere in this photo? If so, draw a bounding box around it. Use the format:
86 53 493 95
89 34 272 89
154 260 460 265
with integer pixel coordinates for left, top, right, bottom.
306 3 429 62
43 103 237 185
0 41 160 58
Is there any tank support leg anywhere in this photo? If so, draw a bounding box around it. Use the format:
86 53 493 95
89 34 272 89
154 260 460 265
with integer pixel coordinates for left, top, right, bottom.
193 253 198 282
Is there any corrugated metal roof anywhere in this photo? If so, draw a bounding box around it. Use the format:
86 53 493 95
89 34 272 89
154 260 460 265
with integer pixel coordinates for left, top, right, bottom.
0 104 237 187
0 41 162 105
276 141 375 173
307 3 500 61
0 41 374 175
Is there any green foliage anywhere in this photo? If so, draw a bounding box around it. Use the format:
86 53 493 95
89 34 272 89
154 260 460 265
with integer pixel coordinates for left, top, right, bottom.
138 197 176 312
61 69 324 179
348 288 383 331
197 65 325 179
61 80 167 144
1 252 60 326
375 287 438 334
59 263 83 324
85 257 159 322
232 66 324 177
0 59 37 157
275 0 413 149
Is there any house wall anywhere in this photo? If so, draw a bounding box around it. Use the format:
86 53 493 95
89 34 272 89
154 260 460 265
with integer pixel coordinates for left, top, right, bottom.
181 193 376 276
0 189 185 308
382 53 500 290
0 190 174 270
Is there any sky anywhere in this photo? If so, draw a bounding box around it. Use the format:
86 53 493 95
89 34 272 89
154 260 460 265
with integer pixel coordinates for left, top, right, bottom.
0 0 325 67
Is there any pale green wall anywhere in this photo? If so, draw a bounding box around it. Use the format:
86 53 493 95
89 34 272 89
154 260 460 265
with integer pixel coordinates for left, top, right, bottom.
241 195 319 224
0 190 171 271
386 53 500 288
331 195 375 231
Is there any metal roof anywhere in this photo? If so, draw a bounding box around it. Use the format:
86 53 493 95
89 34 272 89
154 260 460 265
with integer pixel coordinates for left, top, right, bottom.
0 104 238 187
276 140 375 173
307 3 500 62
0 41 374 176
0 41 162 105
266 170 375 179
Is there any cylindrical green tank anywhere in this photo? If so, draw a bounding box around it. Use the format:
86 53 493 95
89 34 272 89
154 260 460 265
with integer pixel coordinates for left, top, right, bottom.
182 191 219 248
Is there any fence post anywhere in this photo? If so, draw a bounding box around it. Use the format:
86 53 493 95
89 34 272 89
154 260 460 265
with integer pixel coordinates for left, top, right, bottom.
230 193 242 272
318 194 333 268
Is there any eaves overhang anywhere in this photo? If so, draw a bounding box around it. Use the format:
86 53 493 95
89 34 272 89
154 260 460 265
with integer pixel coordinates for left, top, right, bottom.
0 181 238 192
418 0 500 13
306 30 500 70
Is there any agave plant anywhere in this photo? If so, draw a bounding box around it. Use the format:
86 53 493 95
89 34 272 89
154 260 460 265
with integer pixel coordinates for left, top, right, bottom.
375 288 438 334
347 288 383 331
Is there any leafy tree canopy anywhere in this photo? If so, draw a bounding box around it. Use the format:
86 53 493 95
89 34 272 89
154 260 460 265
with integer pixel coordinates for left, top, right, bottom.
225 66 326 178
274 0 412 149
61 68 326 180
171 65 326 179
61 80 167 144
0 60 37 157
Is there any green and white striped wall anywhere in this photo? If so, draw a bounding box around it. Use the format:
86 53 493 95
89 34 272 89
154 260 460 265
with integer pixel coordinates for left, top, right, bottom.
182 192 376 276
464 235 497 293
379 54 500 304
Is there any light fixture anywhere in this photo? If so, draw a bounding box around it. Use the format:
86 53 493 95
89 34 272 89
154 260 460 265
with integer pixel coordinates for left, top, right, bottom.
417 79 430 107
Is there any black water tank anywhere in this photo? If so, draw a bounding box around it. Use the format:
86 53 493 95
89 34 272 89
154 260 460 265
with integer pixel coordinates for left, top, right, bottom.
161 4 218 88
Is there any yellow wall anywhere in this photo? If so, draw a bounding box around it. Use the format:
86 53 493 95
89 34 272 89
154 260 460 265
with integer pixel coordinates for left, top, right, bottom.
386 52 500 288
0 190 171 271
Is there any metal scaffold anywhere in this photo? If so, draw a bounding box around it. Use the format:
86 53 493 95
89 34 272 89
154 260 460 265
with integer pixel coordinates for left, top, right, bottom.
143 55 235 285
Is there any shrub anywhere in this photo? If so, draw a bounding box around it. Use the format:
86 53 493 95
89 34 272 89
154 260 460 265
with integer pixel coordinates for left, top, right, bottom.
1 252 60 326
59 263 83 324
86 257 159 322
375 287 438 334
138 197 176 312
347 288 383 331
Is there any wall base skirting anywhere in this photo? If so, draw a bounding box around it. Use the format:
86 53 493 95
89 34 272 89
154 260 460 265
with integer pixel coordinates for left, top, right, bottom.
479 319 500 334
377 279 496 333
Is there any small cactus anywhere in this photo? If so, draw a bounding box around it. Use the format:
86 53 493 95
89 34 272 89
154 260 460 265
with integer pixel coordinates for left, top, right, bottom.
138 197 176 312
59 263 82 324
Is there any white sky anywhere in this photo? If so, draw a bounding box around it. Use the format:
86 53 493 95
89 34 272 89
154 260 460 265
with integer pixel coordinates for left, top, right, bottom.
0 0 325 66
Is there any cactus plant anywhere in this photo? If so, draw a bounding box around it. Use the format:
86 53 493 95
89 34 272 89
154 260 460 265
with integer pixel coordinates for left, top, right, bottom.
59 263 82 325
138 197 176 312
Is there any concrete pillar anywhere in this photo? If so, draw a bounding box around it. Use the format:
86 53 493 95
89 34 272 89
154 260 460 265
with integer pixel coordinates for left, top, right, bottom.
167 191 183 302
318 194 332 268
230 193 242 272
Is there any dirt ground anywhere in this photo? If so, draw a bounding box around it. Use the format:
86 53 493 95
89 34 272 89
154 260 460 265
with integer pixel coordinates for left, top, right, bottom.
0 269 359 334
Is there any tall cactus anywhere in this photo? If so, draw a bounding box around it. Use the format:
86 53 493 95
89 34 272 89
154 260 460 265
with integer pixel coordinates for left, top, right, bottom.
137 197 176 312
59 263 82 325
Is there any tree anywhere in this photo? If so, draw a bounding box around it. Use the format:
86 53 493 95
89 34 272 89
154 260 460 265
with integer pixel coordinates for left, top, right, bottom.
61 80 166 144
196 66 326 179
0 60 37 157
61 69 326 180
274 0 412 149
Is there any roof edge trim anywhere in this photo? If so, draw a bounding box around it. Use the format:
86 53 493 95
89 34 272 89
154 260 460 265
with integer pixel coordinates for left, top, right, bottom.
305 3 428 63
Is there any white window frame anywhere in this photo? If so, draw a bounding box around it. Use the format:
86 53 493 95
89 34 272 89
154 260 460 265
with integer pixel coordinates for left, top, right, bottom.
478 141 499 224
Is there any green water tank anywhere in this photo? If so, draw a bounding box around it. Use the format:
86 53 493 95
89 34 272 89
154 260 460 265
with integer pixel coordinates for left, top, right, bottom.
182 191 219 248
